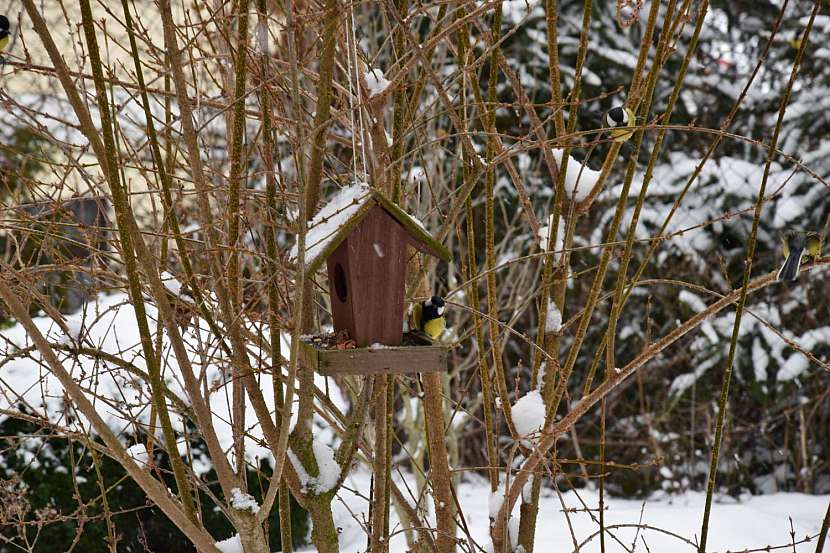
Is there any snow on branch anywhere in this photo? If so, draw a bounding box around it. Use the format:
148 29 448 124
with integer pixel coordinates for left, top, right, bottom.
364 68 391 97
550 148 601 202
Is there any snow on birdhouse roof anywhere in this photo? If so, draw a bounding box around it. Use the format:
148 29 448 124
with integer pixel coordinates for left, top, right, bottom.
289 183 452 273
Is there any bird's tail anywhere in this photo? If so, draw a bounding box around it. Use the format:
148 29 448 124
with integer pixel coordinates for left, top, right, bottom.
777 247 804 281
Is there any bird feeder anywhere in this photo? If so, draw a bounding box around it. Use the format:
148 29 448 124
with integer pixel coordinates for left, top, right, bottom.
291 184 452 376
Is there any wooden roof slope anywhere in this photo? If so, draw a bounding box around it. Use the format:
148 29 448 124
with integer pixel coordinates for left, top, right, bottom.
290 184 452 274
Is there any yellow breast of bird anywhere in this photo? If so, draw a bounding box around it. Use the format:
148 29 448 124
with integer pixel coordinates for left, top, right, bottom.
423 317 445 340
610 127 633 143
0 35 9 52
807 238 822 260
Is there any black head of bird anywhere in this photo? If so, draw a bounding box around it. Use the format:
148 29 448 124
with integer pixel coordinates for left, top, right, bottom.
422 295 445 320
605 106 629 127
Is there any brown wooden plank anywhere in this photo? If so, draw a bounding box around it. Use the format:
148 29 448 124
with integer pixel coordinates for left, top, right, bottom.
316 345 447 375
343 206 408 346
371 193 452 262
326 240 356 342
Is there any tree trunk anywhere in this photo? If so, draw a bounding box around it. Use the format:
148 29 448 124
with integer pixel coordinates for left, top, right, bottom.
306 496 341 553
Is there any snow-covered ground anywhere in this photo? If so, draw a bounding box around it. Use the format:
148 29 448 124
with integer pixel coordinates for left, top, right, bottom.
329 471 828 552
2 295 827 552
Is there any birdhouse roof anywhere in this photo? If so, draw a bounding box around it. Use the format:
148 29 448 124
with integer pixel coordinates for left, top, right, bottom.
289 183 452 273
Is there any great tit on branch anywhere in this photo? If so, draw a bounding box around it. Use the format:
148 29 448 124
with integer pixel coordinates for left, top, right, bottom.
0 16 10 57
412 295 446 340
778 231 822 282
605 106 636 143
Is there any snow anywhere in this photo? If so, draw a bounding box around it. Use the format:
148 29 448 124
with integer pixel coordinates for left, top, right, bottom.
230 487 260 515
159 272 195 304
311 437 340 494
289 183 371 268
678 290 707 312
502 0 541 25
545 299 562 333
668 373 697 396
215 534 242 553
668 355 720 396
404 210 429 232
521 474 535 503
407 166 426 183
160 271 182 296
550 148 601 202
325 470 829 553
62 318 85 344
536 362 547 392
593 44 639 68
752 338 769 383
286 437 339 495
369 342 392 349
0 292 347 476
488 478 506 518
778 353 809 381
286 448 311 493
511 390 546 443
126 443 151 468
538 214 565 259
508 515 520 549
364 69 391 97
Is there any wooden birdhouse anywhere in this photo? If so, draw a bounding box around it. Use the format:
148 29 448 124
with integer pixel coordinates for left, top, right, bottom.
291 184 452 375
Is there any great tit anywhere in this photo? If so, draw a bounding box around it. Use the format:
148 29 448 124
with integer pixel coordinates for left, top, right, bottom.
605 106 636 143
412 295 446 340
0 16 10 57
778 231 822 282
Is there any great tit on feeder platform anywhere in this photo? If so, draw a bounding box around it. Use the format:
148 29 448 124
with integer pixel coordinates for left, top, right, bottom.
605 106 636 143
412 295 446 340
778 231 822 282
0 16 10 57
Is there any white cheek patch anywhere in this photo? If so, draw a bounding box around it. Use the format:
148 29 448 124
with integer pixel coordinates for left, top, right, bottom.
437 306 445 315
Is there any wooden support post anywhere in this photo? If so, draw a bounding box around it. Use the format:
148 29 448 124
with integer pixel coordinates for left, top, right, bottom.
370 376 390 553
423 372 455 553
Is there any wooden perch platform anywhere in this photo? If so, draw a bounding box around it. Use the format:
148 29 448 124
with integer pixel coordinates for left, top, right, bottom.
299 333 448 376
